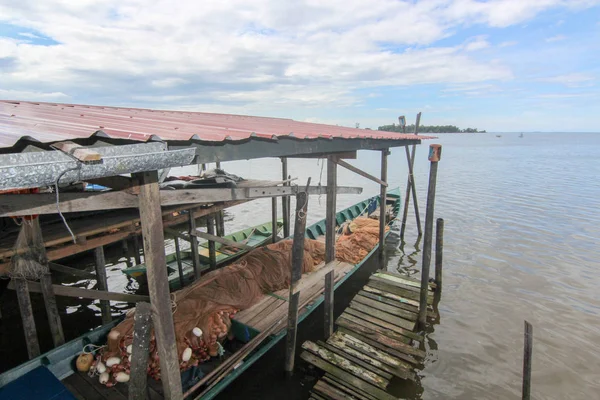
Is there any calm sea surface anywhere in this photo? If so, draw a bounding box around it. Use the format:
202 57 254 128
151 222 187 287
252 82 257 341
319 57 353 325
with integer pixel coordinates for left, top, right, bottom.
2 132 600 399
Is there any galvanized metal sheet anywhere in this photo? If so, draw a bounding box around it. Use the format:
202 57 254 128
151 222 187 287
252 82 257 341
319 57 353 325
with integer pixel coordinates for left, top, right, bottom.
0 143 195 190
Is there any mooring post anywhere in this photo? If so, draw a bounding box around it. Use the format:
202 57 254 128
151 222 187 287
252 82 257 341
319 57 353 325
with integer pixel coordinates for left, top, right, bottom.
434 218 444 304
129 302 153 400
522 320 533 400
281 157 290 238
284 184 309 375
271 197 278 243
400 112 423 240
132 236 142 266
207 215 217 270
324 157 337 339
136 171 183 399
188 210 201 280
418 144 442 328
173 236 185 288
379 149 389 263
14 279 40 358
94 246 112 325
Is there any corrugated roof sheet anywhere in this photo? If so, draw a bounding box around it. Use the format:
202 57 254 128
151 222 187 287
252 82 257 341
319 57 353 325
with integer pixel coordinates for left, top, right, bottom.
0 100 424 150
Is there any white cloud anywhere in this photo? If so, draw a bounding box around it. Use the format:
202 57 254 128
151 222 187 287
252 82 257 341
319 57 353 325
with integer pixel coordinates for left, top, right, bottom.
465 36 490 51
542 73 595 87
0 0 597 114
546 34 567 42
499 40 518 47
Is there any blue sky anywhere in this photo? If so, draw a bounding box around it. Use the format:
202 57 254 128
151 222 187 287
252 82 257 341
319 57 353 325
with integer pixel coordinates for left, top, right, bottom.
0 0 599 131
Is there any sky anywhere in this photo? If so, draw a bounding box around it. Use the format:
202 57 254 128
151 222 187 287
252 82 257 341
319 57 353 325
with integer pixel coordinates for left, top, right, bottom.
0 0 599 132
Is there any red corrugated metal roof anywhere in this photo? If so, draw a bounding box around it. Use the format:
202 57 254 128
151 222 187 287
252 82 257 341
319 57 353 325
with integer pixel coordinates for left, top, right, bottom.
0 100 425 149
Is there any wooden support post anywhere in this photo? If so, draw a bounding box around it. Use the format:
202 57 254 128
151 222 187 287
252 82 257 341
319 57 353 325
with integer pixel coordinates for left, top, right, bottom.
129 302 153 400
215 211 225 238
132 237 142 266
94 246 112 325
400 112 423 240
522 320 533 400
434 218 444 304
333 158 388 187
121 239 129 253
188 211 201 280
136 171 183 400
271 197 278 243
281 158 290 238
173 236 185 288
418 144 441 329
14 278 40 359
40 273 65 347
25 219 65 348
324 158 337 339
284 186 309 375
379 149 389 262
207 215 217 270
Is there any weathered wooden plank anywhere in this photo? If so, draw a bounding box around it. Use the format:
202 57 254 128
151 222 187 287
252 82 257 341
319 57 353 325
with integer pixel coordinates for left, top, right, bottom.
358 290 417 314
302 341 389 389
188 212 201 281
375 271 434 290
94 246 112 325
292 261 340 295
353 294 417 322
232 295 279 325
323 374 377 400
324 159 337 339
191 229 253 250
337 312 419 346
333 158 387 187
53 141 102 162
336 317 425 359
40 273 66 347
8 280 150 303
341 309 422 343
129 302 152 400
14 278 40 359
62 373 105 400
378 149 388 260
338 327 420 367
349 302 415 331
325 335 405 379
246 298 287 328
61 377 86 400
48 262 95 279
330 332 414 376
314 379 358 400
362 286 420 307
367 279 432 305
300 351 397 400
310 392 328 400
79 371 128 399
372 273 434 294
318 341 393 381
136 170 182 399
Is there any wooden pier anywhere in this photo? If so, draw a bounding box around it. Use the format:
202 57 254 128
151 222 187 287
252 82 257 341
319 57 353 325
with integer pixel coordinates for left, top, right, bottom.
301 271 437 400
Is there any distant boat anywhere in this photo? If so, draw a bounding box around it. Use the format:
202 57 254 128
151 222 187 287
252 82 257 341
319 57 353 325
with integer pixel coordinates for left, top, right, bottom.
496 135 502 138
519 133 524 138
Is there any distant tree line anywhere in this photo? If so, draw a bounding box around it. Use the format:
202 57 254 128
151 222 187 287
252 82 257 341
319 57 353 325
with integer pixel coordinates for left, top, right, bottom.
377 124 486 133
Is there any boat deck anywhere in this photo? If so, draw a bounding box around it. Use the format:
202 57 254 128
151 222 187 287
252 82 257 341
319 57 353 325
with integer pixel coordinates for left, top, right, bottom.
62 370 165 400
301 271 437 400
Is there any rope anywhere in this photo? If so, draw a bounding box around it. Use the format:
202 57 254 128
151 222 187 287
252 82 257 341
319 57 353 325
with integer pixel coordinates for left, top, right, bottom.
54 164 82 244
82 343 105 354
317 159 325 206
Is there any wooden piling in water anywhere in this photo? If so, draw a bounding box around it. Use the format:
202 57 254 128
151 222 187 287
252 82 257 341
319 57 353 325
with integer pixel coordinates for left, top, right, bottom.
418 144 441 328
136 170 183 399
188 210 201 280
324 158 337 339
400 113 422 240
173 235 185 288
14 278 40 359
129 302 153 400
284 187 309 374
522 320 533 400
207 215 217 270
434 218 444 303
281 157 290 238
132 237 142 266
94 246 112 325
272 197 278 244
379 149 389 263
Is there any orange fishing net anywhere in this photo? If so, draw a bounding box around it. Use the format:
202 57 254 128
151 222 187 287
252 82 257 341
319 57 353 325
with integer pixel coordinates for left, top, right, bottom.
335 217 388 264
96 239 325 383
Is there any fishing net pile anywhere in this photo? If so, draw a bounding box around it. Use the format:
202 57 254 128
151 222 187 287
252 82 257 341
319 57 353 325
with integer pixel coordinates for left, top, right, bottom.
335 217 389 264
90 238 325 385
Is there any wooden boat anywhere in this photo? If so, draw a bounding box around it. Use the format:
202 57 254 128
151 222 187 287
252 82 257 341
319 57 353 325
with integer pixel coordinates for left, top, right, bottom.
0 189 401 400
122 220 283 290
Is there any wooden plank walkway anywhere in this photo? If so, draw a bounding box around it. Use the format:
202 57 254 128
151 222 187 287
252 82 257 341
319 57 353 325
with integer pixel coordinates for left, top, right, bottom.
232 260 355 334
301 271 437 400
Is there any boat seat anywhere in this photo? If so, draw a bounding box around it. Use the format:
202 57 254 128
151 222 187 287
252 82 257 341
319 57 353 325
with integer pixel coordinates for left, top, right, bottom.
0 366 76 400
